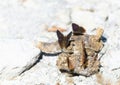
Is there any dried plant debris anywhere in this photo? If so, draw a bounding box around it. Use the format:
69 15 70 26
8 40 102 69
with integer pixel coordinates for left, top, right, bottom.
37 23 104 77
56 23 104 77
47 26 66 32
36 41 61 53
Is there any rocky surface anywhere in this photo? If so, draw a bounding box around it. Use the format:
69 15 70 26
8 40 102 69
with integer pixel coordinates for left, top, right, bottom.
0 0 120 85
0 39 40 81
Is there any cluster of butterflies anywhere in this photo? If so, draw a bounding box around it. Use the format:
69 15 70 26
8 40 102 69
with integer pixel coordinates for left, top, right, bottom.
56 23 86 50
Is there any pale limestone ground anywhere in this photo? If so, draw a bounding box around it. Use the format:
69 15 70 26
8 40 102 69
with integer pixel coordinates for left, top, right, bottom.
0 0 120 85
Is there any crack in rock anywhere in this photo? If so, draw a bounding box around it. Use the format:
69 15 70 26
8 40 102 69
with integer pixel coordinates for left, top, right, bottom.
19 52 43 75
19 51 61 76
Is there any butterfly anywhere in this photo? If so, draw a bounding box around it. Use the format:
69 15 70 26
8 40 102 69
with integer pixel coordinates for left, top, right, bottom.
56 30 72 51
72 23 86 35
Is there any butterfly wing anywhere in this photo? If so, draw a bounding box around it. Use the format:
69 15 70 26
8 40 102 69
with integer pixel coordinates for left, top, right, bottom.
56 30 65 49
66 31 72 48
72 23 86 35
57 30 72 49
56 30 64 40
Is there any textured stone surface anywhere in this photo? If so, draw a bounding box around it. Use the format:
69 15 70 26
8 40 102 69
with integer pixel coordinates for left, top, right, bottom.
0 39 40 80
0 0 120 85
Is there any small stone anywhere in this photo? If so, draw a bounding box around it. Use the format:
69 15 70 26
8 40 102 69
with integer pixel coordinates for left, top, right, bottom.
36 41 61 53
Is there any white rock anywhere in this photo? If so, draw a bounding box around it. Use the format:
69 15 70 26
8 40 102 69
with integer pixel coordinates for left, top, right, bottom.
0 39 40 80
0 0 120 84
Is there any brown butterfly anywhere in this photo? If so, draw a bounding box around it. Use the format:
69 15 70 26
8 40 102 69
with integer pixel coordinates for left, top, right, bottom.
72 23 86 35
56 30 72 51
